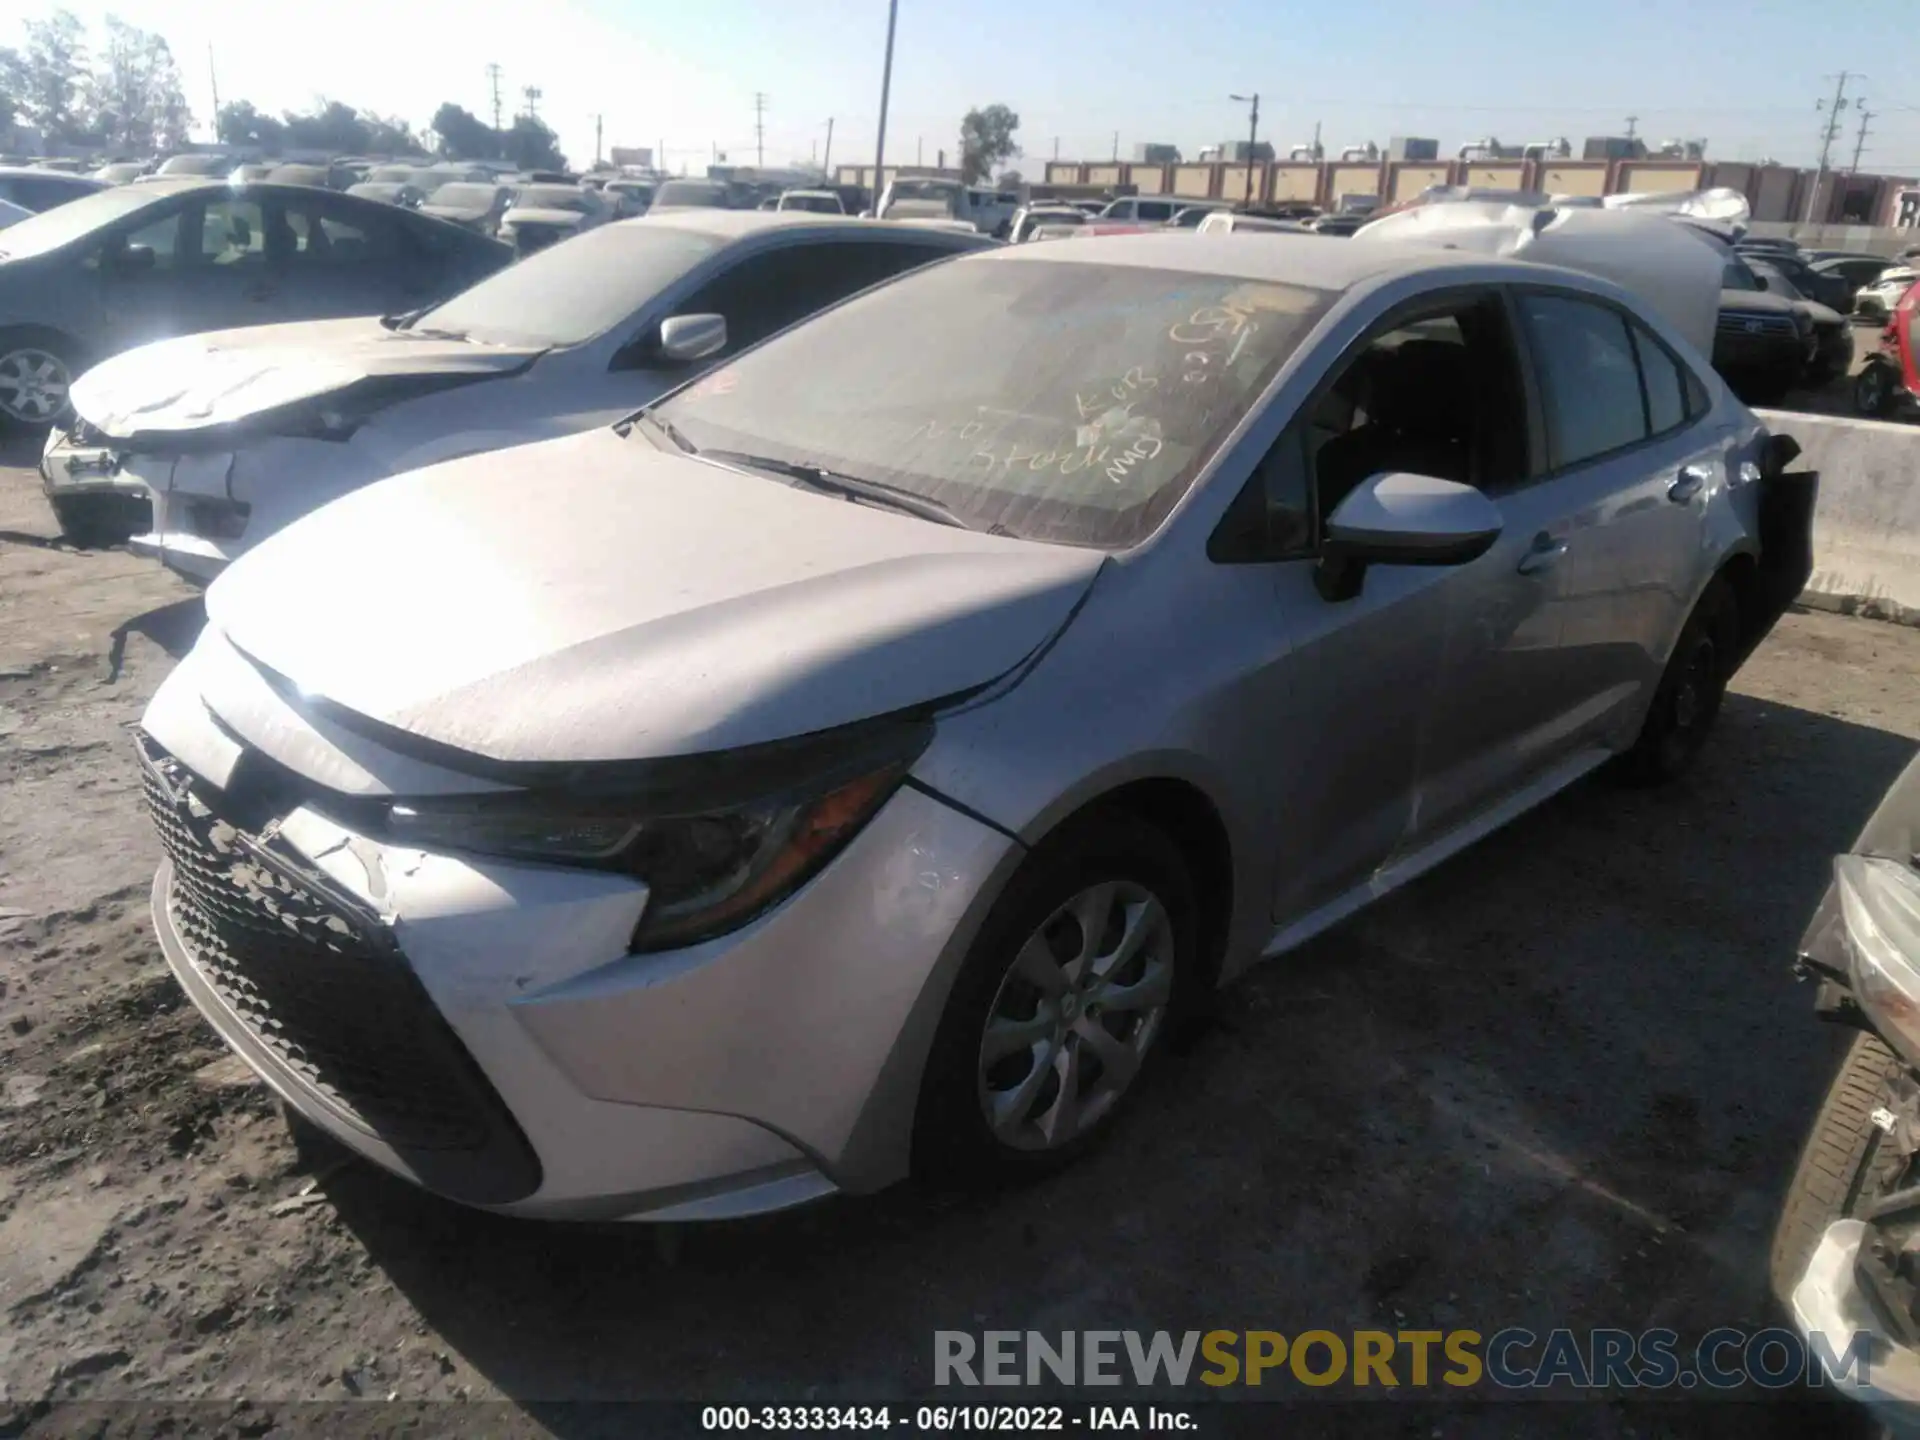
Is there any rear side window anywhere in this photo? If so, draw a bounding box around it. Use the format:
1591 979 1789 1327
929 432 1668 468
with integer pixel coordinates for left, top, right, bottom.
1628 322 1686 437
1518 293 1648 470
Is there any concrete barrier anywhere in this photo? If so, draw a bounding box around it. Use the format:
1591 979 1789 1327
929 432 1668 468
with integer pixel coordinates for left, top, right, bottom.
1757 408 1920 626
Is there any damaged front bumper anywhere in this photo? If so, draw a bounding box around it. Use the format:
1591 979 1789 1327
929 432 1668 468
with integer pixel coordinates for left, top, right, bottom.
136 630 1019 1219
40 425 145 501
1791 1219 1920 1434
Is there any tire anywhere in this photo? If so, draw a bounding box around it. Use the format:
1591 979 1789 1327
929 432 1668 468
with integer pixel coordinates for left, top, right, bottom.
1769 1031 1909 1310
1617 577 1740 785
46 491 148 549
911 808 1197 1187
1855 361 1898 418
0 328 80 429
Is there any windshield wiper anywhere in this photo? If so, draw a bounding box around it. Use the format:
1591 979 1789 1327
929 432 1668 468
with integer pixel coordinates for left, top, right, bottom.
703 450 991 533
619 408 697 454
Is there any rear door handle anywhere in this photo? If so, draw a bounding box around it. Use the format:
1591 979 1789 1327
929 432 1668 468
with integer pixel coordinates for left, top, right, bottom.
1517 535 1568 576
1669 464 1712 503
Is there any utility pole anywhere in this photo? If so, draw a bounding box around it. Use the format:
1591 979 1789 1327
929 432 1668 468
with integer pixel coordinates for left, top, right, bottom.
1229 92 1260 163
1807 71 1861 223
1624 114 1638 140
753 91 767 168
1052 136 1059 160
486 63 504 134
1851 105 1875 173
207 45 220 142
1111 130 1119 161
823 116 834 174
521 86 541 122
593 113 603 166
917 136 923 165
872 0 899 206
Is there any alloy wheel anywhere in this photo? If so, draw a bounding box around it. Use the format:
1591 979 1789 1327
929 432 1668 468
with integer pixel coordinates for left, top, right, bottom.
976 880 1173 1152
0 347 71 424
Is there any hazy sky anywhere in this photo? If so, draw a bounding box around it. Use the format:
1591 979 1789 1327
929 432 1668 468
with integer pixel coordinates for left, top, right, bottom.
16 0 1920 177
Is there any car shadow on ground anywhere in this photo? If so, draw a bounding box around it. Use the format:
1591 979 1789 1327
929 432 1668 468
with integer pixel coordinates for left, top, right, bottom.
312 692 1914 1430
106 595 206 681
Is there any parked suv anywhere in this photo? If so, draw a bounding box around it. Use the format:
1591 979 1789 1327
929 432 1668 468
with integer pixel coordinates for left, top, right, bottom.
1715 257 1813 404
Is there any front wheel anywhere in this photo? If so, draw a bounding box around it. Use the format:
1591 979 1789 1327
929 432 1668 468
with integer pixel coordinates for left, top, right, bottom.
0 334 77 429
1855 360 1898 418
1616 578 1740 785
1770 1031 1910 1310
912 810 1195 1186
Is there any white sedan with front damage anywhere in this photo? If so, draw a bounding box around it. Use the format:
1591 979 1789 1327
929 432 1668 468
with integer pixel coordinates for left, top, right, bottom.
39 211 990 578
138 234 1813 1221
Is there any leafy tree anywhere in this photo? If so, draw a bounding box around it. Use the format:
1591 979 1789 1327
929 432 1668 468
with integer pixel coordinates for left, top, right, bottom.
997 168 1023 189
959 103 1019 185
503 114 565 171
281 99 366 153
88 17 190 154
0 48 24 132
361 112 421 156
217 100 285 152
431 102 499 161
18 8 90 143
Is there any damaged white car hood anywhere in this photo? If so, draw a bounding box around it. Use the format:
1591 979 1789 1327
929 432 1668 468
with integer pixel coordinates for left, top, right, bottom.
69 317 543 441
206 428 1105 765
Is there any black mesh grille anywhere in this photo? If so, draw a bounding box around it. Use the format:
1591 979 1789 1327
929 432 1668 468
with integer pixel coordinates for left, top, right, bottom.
140 732 541 1203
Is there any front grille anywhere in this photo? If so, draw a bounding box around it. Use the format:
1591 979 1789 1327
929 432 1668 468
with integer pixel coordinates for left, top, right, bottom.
140 733 541 1203
1718 311 1797 337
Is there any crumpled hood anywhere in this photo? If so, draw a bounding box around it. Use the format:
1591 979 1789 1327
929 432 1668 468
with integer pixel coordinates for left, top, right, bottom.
206 428 1104 765
70 317 544 443
501 207 590 229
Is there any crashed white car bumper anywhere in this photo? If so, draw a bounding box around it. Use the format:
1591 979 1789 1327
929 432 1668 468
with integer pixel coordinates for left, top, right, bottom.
40 426 146 500
1791 1218 1920 1434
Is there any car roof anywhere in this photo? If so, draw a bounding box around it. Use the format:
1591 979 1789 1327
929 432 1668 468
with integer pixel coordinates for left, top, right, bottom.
0 166 103 184
628 209 994 246
963 230 1559 291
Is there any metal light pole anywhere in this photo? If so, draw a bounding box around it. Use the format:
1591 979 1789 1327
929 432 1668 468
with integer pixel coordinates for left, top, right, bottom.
872 0 899 205
1229 92 1260 203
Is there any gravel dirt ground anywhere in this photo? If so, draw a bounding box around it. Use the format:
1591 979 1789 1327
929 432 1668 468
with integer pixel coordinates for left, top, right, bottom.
2 428 1918 1438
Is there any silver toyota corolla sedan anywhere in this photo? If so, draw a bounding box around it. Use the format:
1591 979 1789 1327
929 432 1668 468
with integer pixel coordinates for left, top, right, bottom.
137 234 1815 1220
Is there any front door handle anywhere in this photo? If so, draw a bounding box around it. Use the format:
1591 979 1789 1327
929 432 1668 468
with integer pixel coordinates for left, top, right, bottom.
1517 534 1568 576
1669 463 1712 503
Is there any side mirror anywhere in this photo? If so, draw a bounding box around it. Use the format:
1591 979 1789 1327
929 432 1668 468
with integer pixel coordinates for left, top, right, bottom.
658 313 728 364
110 244 157 274
1752 274 1769 290
1314 472 1502 602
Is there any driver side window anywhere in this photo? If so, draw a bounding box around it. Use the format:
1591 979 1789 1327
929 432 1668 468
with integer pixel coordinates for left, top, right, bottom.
1209 293 1528 564
91 210 184 273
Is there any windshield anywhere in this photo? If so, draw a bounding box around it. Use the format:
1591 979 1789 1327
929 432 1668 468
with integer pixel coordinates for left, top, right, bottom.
654 180 730 209
656 258 1336 549
368 166 429 184
0 185 167 259
427 183 501 209
780 192 842 213
512 185 594 212
1754 266 1805 302
1722 262 1761 292
891 180 960 202
411 222 720 346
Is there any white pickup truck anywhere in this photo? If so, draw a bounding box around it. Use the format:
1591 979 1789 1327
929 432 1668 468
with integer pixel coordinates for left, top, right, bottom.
876 177 1018 237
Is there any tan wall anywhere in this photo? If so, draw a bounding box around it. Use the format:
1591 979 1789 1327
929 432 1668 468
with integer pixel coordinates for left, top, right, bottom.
1221 164 1261 205
1172 164 1215 199
1270 164 1319 201
1539 163 1606 196
1389 163 1451 201
1329 163 1381 199
1466 163 1526 190
1705 162 1755 197
1044 161 1083 185
1753 166 1800 221
1132 166 1166 195
1621 162 1703 194
1084 164 1121 188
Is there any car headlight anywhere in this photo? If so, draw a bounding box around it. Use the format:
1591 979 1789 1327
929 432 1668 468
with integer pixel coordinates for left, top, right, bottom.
1837 854 1920 1061
383 719 931 952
